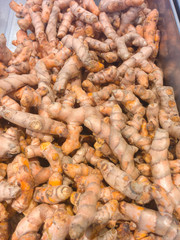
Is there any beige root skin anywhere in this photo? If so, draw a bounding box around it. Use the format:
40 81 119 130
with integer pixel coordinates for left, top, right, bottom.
42 205 71 240
0 203 9 240
120 201 180 238
117 45 153 77
0 73 38 99
0 34 12 65
0 106 68 137
144 9 159 49
151 184 174 217
85 37 114 52
0 127 20 159
99 0 144 12
62 35 104 72
176 140 180 159
12 204 57 240
57 11 74 39
83 0 100 16
97 159 151 204
69 174 101 239
33 185 72 204
112 89 145 116
0 180 21 202
53 55 83 94
117 7 141 35
41 0 54 23
70 1 98 25
157 86 180 139
87 66 118 85
46 1 60 43
7 154 34 213
84 114 139 179
149 128 180 217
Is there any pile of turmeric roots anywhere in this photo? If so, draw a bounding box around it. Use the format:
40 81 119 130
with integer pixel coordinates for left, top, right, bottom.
0 0 180 239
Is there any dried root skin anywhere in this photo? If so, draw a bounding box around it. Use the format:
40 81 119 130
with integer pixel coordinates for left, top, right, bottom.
40 142 64 173
149 128 180 217
0 203 9 240
83 0 100 16
0 106 68 137
63 162 93 179
85 115 139 179
62 35 104 72
0 127 20 159
117 46 153 77
151 184 174 217
53 55 82 93
94 200 119 225
57 11 74 39
85 37 112 52
0 180 21 202
46 2 60 43
118 7 141 35
120 201 179 238
69 174 101 239
70 1 98 25
157 86 180 138
87 66 118 84
8 154 34 213
144 9 159 48
62 125 82 155
113 89 145 116
0 34 12 65
41 0 54 23
99 0 144 12
97 160 151 203
0 73 38 99
42 205 71 240
100 186 125 203
41 46 72 69
12 204 57 240
34 185 72 204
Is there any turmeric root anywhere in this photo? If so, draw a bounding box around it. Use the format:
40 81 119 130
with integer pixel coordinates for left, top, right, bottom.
99 0 144 12
144 9 159 48
149 128 180 217
62 35 104 72
97 159 151 203
0 203 9 240
53 55 82 93
7 154 34 213
0 34 12 65
42 204 71 240
117 7 141 35
0 180 21 202
46 1 60 43
0 106 68 137
120 201 180 239
41 0 53 23
0 73 38 99
69 174 101 239
70 1 98 25
113 89 145 116
87 66 117 84
85 37 114 52
57 10 74 39
157 86 180 138
12 204 57 240
83 0 100 16
0 127 20 159
33 184 72 204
